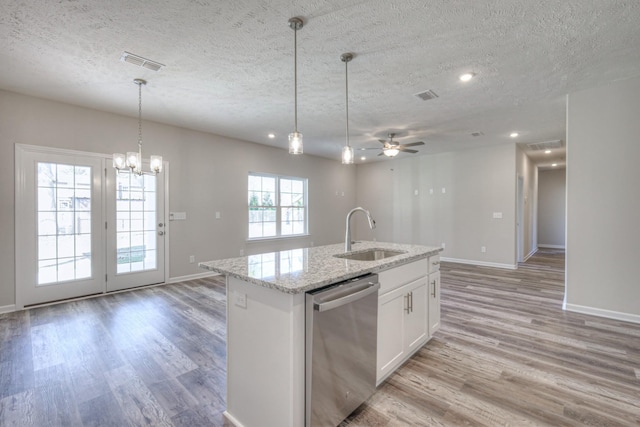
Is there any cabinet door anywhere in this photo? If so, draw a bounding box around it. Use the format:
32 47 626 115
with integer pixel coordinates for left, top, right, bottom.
428 272 441 335
405 278 429 352
377 288 406 382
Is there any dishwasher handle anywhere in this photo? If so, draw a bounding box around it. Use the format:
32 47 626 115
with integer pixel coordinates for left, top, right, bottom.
314 282 380 312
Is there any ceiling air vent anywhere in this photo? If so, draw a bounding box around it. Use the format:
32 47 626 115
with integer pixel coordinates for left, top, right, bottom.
471 131 484 137
120 51 165 72
526 140 564 151
414 90 439 101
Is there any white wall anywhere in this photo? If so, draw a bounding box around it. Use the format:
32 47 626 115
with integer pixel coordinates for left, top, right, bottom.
0 90 356 308
566 75 640 322
537 168 566 248
355 144 518 268
516 147 538 260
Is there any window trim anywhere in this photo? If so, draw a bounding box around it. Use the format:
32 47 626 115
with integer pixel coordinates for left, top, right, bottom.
248 172 308 240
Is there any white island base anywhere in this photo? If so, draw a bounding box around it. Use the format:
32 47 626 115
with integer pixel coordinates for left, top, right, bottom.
224 276 306 427
199 242 442 427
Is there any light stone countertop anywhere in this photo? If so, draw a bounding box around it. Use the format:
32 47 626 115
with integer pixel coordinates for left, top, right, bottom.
198 241 442 294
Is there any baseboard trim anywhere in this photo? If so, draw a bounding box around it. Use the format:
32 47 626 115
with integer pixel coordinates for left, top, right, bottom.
223 411 243 427
523 247 538 262
0 304 16 314
440 257 517 270
564 303 640 325
538 244 566 249
167 271 220 284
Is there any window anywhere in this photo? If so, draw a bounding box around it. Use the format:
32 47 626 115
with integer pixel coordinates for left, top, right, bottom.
248 173 307 239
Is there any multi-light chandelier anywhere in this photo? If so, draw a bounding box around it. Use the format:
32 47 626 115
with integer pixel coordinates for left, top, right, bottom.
113 78 162 175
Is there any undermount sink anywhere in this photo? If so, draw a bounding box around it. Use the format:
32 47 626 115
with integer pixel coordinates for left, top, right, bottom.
334 248 407 261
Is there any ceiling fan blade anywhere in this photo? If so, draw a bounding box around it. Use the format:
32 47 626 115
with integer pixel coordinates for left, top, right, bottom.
358 147 381 150
401 141 425 147
377 152 386 156
378 139 387 145
400 149 419 154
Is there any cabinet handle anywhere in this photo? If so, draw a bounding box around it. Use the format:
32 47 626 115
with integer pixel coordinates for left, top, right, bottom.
404 294 410 314
410 291 413 313
432 261 440 266
431 280 436 298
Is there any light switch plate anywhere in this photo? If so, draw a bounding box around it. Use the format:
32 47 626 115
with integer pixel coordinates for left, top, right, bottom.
170 211 187 221
235 292 247 309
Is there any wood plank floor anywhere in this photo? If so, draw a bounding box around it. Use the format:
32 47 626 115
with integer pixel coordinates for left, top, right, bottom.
344 249 640 426
1 249 639 426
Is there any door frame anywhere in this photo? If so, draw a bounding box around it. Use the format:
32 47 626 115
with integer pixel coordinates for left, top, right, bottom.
15 144 170 309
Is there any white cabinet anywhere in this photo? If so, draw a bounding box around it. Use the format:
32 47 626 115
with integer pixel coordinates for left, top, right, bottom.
376 259 430 385
428 271 440 335
428 255 441 335
377 277 428 383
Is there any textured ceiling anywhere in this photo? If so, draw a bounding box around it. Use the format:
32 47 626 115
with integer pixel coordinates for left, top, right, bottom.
1 0 640 165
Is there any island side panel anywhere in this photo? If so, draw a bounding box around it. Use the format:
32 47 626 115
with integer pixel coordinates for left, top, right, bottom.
225 276 305 427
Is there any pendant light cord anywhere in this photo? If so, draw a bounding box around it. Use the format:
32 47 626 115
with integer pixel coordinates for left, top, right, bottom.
294 25 298 133
138 81 143 150
345 58 349 148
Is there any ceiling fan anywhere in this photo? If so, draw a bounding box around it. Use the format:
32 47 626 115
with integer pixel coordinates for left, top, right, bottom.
360 133 425 157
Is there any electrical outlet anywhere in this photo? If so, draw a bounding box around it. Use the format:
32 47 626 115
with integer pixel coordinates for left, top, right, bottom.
441 187 446 194
215 211 221 220
235 292 247 308
481 246 486 253
239 249 244 256
189 255 195 264
414 189 419 196
430 188 434 195
441 242 446 249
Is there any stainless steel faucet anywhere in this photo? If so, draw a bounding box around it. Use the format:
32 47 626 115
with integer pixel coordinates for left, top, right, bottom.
345 207 376 252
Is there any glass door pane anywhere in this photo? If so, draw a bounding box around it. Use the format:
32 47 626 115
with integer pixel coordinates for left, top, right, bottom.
37 162 93 284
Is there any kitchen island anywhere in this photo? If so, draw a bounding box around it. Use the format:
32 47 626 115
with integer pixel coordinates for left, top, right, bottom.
199 241 442 427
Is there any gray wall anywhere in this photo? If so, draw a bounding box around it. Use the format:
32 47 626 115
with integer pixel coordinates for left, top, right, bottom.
566 75 640 321
0 90 356 308
537 168 566 248
516 146 538 260
355 144 518 267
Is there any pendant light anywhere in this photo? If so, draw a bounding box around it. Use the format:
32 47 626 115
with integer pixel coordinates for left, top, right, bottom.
113 78 162 175
341 53 354 164
288 17 304 155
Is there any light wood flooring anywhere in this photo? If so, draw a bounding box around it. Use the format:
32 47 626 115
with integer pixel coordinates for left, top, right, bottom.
1 249 639 426
344 249 640 426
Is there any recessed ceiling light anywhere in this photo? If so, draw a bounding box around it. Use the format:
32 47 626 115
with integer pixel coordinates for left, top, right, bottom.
552 163 558 167
267 133 275 139
360 156 366 161
545 149 551 154
459 73 475 82
510 132 519 138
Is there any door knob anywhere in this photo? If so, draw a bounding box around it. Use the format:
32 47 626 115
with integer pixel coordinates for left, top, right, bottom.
158 231 165 236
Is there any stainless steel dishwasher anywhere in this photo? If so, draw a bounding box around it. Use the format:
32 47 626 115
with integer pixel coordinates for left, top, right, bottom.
305 274 380 427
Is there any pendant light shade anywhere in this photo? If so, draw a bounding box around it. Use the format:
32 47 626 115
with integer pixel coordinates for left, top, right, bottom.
341 53 354 164
113 78 162 175
288 17 304 155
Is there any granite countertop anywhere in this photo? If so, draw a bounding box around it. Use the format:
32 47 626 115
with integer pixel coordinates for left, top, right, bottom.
199 241 442 294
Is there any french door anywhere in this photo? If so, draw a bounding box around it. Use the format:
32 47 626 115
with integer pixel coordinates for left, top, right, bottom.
16 145 166 308
105 165 165 292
